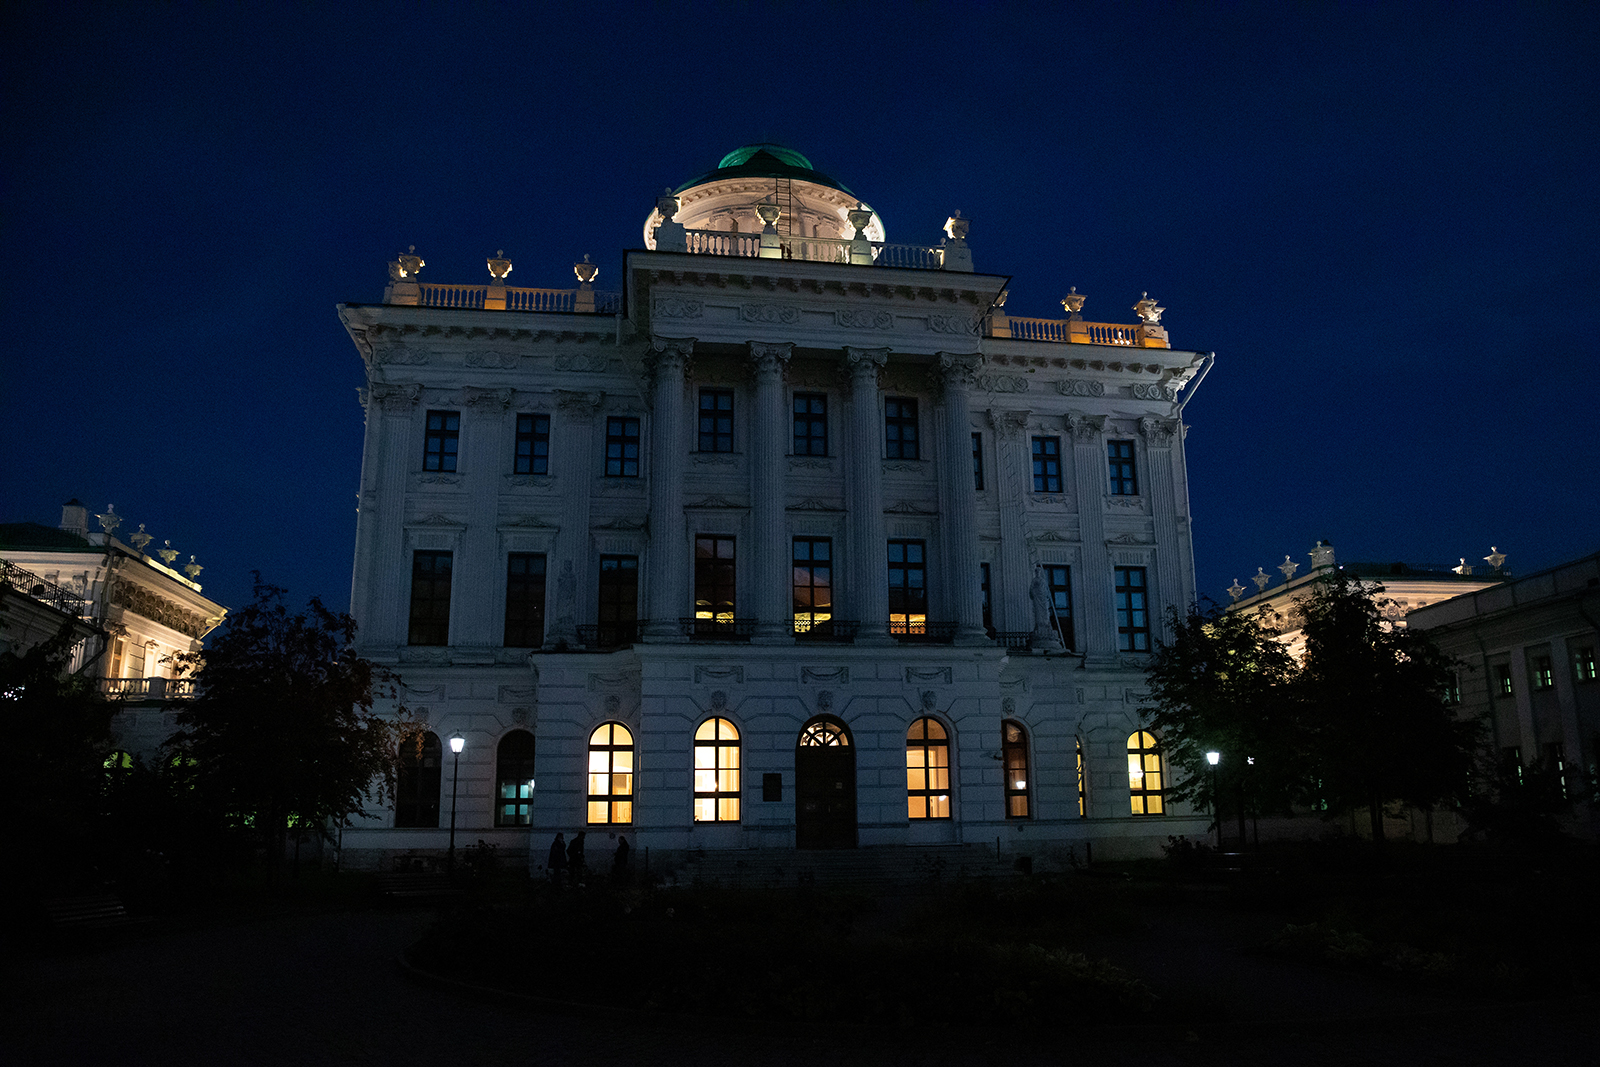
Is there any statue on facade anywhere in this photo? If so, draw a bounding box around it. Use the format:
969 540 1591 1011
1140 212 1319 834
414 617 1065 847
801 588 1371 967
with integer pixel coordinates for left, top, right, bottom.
1030 571 1062 648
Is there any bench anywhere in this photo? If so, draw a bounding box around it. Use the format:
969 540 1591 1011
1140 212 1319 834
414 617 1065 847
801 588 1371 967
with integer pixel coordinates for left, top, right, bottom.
42 893 153 932
373 871 461 903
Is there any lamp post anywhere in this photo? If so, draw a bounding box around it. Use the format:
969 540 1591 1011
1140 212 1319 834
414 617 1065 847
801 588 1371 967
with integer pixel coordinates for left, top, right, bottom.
447 732 465 872
1205 751 1222 852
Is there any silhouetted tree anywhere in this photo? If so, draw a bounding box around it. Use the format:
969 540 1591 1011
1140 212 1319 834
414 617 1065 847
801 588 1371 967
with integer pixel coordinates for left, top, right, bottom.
168 579 403 875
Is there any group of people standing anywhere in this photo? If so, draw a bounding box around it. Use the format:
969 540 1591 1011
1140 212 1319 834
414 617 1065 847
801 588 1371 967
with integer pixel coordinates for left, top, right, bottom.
546 830 630 887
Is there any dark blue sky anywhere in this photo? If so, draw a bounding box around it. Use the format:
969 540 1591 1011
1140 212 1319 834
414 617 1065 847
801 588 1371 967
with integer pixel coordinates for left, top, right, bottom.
4 1 1596 617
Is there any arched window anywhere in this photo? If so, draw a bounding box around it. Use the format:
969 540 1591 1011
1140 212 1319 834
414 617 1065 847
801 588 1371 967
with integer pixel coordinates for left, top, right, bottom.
495 730 536 827
799 719 850 747
1127 730 1165 815
906 717 951 819
587 723 634 824
396 731 442 828
1002 720 1030 818
693 718 741 822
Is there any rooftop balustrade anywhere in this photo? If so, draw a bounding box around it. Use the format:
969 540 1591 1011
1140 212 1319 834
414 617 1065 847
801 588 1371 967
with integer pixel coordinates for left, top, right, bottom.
0 559 90 618
101 676 195 700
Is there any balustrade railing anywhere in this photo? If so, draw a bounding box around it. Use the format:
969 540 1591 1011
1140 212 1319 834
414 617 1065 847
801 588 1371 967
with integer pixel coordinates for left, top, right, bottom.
577 621 641 649
1005 317 1071 343
101 676 195 699
990 316 1160 348
793 620 860 643
0 559 89 618
1083 322 1140 346
413 284 620 314
889 620 958 644
679 229 944 270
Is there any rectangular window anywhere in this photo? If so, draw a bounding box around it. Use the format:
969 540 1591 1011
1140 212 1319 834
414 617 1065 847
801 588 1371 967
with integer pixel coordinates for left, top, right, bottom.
503 553 547 648
887 540 927 634
408 550 453 646
1577 646 1597 682
597 556 639 643
1444 672 1462 706
792 537 833 635
885 397 919 459
694 536 737 625
605 416 641 477
514 413 550 475
698 388 734 453
424 410 460 472
1043 565 1075 650
972 432 984 490
1494 664 1513 697
980 563 993 637
1032 435 1062 493
793 392 828 456
1114 566 1149 652
1108 440 1138 495
1531 655 1554 691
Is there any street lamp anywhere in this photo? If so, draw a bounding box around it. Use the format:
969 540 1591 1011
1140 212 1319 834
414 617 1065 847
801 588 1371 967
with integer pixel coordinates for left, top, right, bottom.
1205 751 1222 852
447 732 465 872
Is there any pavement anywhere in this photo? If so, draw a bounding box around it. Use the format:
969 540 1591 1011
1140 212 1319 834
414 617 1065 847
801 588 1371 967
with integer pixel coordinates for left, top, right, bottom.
3 895 1597 1066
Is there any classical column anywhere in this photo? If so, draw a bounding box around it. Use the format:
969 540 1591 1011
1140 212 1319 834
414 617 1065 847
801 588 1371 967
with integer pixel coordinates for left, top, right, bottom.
364 383 420 650
642 336 694 642
986 408 1032 635
1066 413 1116 665
844 347 891 643
936 353 986 644
546 389 603 648
454 387 512 651
1139 416 1182 647
748 341 793 644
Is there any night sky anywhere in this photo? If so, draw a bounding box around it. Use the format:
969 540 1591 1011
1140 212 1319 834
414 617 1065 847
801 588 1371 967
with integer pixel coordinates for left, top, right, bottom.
4 1 1596 619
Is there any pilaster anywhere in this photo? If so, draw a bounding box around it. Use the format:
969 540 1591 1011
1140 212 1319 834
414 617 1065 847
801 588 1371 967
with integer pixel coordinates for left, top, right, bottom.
935 352 986 643
1067 413 1116 665
643 336 694 642
844 347 892 643
367 383 420 650
455 387 512 649
986 407 1031 634
748 341 793 643
547 389 604 647
1139 415 1183 644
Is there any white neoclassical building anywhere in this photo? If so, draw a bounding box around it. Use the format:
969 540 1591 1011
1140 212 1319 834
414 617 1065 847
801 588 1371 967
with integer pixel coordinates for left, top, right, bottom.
337 144 1215 871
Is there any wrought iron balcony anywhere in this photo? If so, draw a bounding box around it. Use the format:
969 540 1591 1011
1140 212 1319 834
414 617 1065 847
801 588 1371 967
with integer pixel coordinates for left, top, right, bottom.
577 621 641 649
0 559 90 618
793 620 860 644
680 617 757 642
888 621 958 645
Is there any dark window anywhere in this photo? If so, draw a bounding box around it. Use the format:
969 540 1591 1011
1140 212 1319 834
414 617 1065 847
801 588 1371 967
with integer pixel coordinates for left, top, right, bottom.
698 388 734 452
885 397 919 459
1043 565 1075 650
514 413 550 475
408 551 453 646
694 536 736 624
495 730 537 827
1003 720 1031 819
1032 436 1062 493
1494 664 1513 697
395 731 442 828
694 718 741 822
1127 730 1165 815
587 723 634 824
792 537 833 634
1444 672 1462 706
793 392 828 456
980 563 993 637
598 556 639 640
424 411 460 472
1108 440 1138 495
503 553 547 648
972 432 984 490
1114 566 1149 652
906 717 951 819
605 416 640 477
1577 647 1597 683
888 540 927 634
1531 655 1553 690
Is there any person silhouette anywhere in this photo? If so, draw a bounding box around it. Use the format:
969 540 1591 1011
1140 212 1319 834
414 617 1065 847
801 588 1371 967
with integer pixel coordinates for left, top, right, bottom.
547 832 567 887
566 830 587 886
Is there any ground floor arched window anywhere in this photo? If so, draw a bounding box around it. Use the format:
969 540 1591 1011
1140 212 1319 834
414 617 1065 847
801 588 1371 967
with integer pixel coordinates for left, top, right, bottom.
396 730 442 828
1002 720 1030 818
694 717 741 822
587 723 634 824
1127 730 1165 815
906 717 951 819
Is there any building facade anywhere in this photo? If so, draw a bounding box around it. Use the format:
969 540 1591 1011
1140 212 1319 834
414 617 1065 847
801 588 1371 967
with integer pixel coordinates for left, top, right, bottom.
338 145 1214 870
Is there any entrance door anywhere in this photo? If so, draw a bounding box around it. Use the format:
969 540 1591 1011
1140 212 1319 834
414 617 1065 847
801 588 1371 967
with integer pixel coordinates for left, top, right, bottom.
795 717 856 849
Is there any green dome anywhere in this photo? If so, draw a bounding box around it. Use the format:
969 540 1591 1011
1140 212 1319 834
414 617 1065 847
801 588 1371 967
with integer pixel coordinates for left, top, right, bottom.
675 143 854 196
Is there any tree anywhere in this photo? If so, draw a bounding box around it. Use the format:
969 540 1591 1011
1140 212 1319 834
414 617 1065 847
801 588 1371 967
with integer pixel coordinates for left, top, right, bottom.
1142 599 1303 843
168 579 404 874
1295 572 1481 843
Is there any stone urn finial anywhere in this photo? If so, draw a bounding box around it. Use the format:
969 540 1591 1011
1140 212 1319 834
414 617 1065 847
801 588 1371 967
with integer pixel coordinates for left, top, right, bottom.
656 188 680 221
574 254 599 285
846 203 873 239
1278 555 1299 582
1484 546 1507 570
487 249 513 281
96 504 121 535
396 245 425 279
755 202 782 233
129 523 152 552
184 555 203 580
1132 292 1164 325
1227 578 1246 602
1061 287 1086 319
944 210 969 241
1252 567 1271 592
158 540 179 565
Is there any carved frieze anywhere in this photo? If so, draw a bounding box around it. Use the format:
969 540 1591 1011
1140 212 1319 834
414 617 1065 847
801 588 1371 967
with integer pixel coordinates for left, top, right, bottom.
977 374 1029 393
694 666 744 684
654 297 704 319
788 498 845 511
802 666 849 685
1055 380 1105 398
376 347 429 366
554 353 608 373
834 308 892 329
905 666 952 685
465 351 518 369
556 389 605 416
109 582 209 638
739 303 801 325
692 454 738 467
926 314 979 334
463 386 512 412
1131 383 1176 401
372 383 422 414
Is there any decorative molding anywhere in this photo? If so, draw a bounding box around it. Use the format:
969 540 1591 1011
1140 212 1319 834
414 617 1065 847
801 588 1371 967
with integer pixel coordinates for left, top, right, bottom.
498 686 534 704
1027 530 1073 543
788 497 845 511
1106 495 1144 510
926 313 979 334
1131 383 1176 401
802 666 849 685
694 665 744 684
1055 379 1105 398
463 386 512 412
654 297 704 319
554 353 608 373
1124 688 1149 705
414 474 461 485
882 461 926 473
691 454 738 467
464 351 517 369
788 457 834 470
504 474 556 489
685 494 747 509
905 666 952 685
1066 413 1106 441
835 308 893 330
1106 532 1152 545
587 670 641 692
885 500 937 514
844 346 888 381
977 374 1029 393
372 383 422 413
501 515 557 528
739 303 801 325
556 389 605 416
107 582 209 638
408 513 464 527
376 347 428 366
593 517 646 531
1138 415 1178 447
747 341 794 375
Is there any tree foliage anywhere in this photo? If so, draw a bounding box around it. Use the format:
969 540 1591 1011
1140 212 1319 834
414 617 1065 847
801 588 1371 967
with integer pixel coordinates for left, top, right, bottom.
168 579 404 868
1144 575 1482 843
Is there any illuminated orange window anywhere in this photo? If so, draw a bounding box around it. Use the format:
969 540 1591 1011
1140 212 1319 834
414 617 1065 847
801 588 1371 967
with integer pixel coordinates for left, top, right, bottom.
587 723 634 824
906 717 950 819
694 718 741 822
1127 730 1164 815
1002 720 1030 819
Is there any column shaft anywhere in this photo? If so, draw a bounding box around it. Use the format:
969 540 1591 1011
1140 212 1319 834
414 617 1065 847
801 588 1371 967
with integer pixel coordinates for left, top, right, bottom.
548 390 602 647
937 354 986 643
366 384 419 649
844 348 890 640
1068 414 1116 663
987 408 1032 634
643 337 693 641
749 343 793 643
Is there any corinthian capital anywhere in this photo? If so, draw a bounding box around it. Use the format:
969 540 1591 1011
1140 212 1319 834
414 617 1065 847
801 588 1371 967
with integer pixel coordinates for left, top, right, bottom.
747 341 793 377
935 352 983 392
372 383 422 414
1066 413 1106 441
844 346 889 383
1138 415 1177 447
463 386 513 414
986 408 1030 439
648 335 696 370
